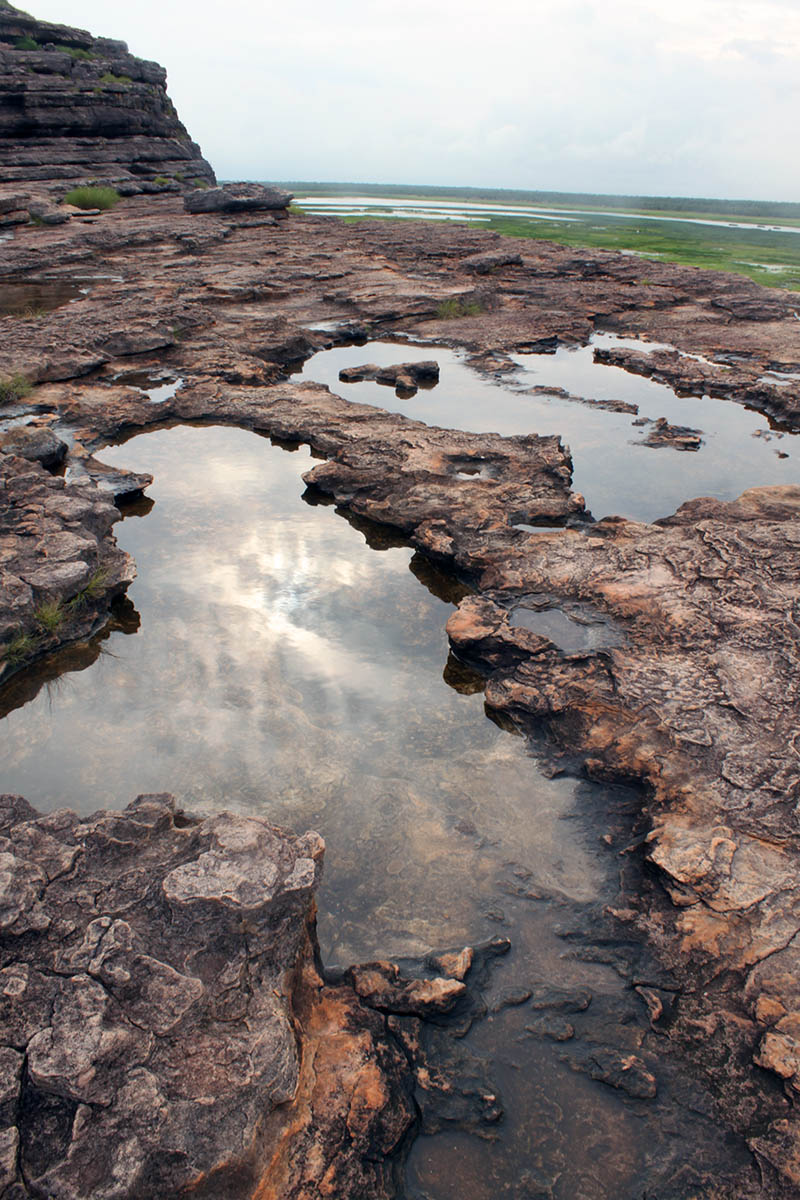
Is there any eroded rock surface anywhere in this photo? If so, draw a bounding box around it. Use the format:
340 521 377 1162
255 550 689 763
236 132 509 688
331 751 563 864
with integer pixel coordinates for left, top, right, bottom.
0 793 424 1199
0 450 135 657
1 194 800 1192
445 484 800 1189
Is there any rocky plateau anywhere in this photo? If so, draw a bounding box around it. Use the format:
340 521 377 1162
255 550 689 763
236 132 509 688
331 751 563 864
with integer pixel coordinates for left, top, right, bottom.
2 10 800 1196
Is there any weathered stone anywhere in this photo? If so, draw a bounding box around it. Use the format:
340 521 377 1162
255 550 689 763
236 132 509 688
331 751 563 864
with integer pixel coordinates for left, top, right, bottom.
339 360 440 393
184 183 292 214
0 425 67 467
0 794 419 1199
347 961 467 1015
637 415 703 450
0 8 215 193
461 249 523 273
1 163 800 1193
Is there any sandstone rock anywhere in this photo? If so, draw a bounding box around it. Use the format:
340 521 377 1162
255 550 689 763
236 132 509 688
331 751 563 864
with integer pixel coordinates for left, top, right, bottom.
0 208 27 227
347 961 467 1015
339 359 440 394
0 794 418 1199
637 415 703 450
0 8 215 193
2 181 800 1191
461 249 523 273
184 183 292 214
26 199 70 225
0 192 28 215
0 425 67 467
0 452 134 661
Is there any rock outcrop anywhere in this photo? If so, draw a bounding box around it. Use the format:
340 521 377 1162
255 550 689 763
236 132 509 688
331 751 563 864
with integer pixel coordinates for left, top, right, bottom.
183 183 292 214
0 4 215 194
0 792 420 1199
0 449 136 657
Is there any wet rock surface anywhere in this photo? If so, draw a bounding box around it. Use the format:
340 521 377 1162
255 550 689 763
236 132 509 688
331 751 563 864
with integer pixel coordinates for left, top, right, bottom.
1 195 800 1194
339 359 440 393
0 792 521 1200
446 484 800 1192
0 451 135 658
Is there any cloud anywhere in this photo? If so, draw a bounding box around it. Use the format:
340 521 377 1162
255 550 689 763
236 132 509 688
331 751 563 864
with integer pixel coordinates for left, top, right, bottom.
29 0 800 199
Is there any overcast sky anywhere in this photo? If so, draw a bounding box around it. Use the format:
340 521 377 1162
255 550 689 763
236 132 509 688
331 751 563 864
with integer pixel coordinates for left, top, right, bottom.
31 0 800 201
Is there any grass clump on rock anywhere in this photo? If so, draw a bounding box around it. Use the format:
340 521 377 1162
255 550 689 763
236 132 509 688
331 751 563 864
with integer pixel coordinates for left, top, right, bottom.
13 35 38 49
435 297 483 319
0 373 32 404
68 565 110 611
54 44 95 60
63 186 120 211
3 629 37 668
34 599 64 634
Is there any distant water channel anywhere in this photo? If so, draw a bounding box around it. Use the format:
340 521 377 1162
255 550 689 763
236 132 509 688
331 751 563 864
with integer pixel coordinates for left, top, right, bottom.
2 424 755 1196
296 334 800 523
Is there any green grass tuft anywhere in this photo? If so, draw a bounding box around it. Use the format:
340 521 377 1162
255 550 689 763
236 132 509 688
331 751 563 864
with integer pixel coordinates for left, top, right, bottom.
3 629 37 666
0 373 32 404
35 599 64 634
99 71 132 85
53 44 95 60
63 186 120 211
435 297 483 319
68 565 111 612
13 35 38 50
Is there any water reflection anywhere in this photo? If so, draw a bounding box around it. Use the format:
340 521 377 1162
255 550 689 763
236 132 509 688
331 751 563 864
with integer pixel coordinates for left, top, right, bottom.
0 280 84 316
0 425 751 1196
296 337 800 522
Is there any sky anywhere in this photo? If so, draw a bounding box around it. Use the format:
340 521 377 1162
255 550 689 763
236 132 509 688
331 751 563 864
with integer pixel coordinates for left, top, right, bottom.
30 0 800 201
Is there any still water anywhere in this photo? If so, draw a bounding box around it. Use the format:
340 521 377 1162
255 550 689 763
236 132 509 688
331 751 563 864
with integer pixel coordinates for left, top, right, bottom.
1 423 754 1196
295 335 800 523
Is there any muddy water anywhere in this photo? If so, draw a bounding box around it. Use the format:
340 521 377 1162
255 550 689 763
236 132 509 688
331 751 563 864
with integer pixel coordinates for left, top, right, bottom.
1 425 752 1196
295 335 800 522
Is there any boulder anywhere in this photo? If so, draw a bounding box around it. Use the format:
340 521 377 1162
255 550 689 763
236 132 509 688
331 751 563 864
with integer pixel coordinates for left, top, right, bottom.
0 425 67 467
184 183 293 214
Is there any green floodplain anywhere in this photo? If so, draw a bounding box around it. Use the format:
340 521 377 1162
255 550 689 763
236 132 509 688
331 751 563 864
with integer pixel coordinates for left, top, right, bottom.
280 181 800 293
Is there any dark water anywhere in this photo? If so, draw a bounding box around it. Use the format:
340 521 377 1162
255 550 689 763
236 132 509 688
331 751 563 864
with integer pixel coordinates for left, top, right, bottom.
295 335 800 523
1 425 753 1196
0 279 85 316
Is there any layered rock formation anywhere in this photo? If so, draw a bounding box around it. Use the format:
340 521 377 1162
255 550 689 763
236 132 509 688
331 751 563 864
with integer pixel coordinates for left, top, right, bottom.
0 3 215 193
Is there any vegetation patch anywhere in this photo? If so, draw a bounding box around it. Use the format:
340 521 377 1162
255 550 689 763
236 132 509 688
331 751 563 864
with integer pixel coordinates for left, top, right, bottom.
435 297 483 319
99 71 132 85
13 34 38 50
63 186 120 211
35 599 65 635
53 43 95 60
3 629 37 668
0 373 32 404
68 565 110 611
